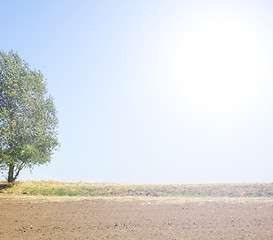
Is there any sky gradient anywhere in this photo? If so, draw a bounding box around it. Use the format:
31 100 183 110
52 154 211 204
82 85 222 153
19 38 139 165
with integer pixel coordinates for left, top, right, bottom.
1 0 273 183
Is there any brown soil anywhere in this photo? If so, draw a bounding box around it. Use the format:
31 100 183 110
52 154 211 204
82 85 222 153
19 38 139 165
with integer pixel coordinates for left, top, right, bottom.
1 195 272 239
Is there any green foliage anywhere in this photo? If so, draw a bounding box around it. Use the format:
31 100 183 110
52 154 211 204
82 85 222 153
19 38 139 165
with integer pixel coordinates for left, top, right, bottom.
0 50 59 182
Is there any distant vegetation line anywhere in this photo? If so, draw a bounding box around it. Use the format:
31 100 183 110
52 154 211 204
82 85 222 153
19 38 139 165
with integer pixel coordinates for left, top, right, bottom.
0 181 272 197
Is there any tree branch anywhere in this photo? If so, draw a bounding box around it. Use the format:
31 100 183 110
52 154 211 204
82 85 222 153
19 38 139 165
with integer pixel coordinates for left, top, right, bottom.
13 161 25 181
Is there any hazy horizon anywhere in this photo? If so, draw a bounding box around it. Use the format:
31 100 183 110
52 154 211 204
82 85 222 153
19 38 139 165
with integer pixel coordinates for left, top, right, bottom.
1 0 273 183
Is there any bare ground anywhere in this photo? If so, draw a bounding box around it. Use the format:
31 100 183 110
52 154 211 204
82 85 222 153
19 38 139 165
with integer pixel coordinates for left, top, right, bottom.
0 194 272 239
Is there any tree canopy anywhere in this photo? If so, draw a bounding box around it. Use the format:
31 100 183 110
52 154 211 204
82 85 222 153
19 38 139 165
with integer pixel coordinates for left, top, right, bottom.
0 50 59 182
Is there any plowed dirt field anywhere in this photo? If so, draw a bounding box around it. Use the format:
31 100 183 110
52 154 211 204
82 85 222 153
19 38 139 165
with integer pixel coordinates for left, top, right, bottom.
1 195 272 239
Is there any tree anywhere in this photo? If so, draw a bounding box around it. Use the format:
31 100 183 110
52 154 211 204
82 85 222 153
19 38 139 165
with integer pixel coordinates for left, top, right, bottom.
0 50 59 182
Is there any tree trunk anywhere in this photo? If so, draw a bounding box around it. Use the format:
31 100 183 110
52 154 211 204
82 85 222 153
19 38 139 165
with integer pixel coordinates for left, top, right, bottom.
8 164 14 183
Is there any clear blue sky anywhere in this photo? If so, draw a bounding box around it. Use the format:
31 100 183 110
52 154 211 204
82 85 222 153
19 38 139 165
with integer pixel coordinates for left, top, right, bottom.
1 0 273 183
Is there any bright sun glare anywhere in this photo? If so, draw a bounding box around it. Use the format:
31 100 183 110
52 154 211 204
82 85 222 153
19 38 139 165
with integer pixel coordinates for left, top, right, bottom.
177 19 266 114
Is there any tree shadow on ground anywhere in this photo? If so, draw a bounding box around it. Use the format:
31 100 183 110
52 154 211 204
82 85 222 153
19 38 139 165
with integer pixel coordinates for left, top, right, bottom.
0 183 11 191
